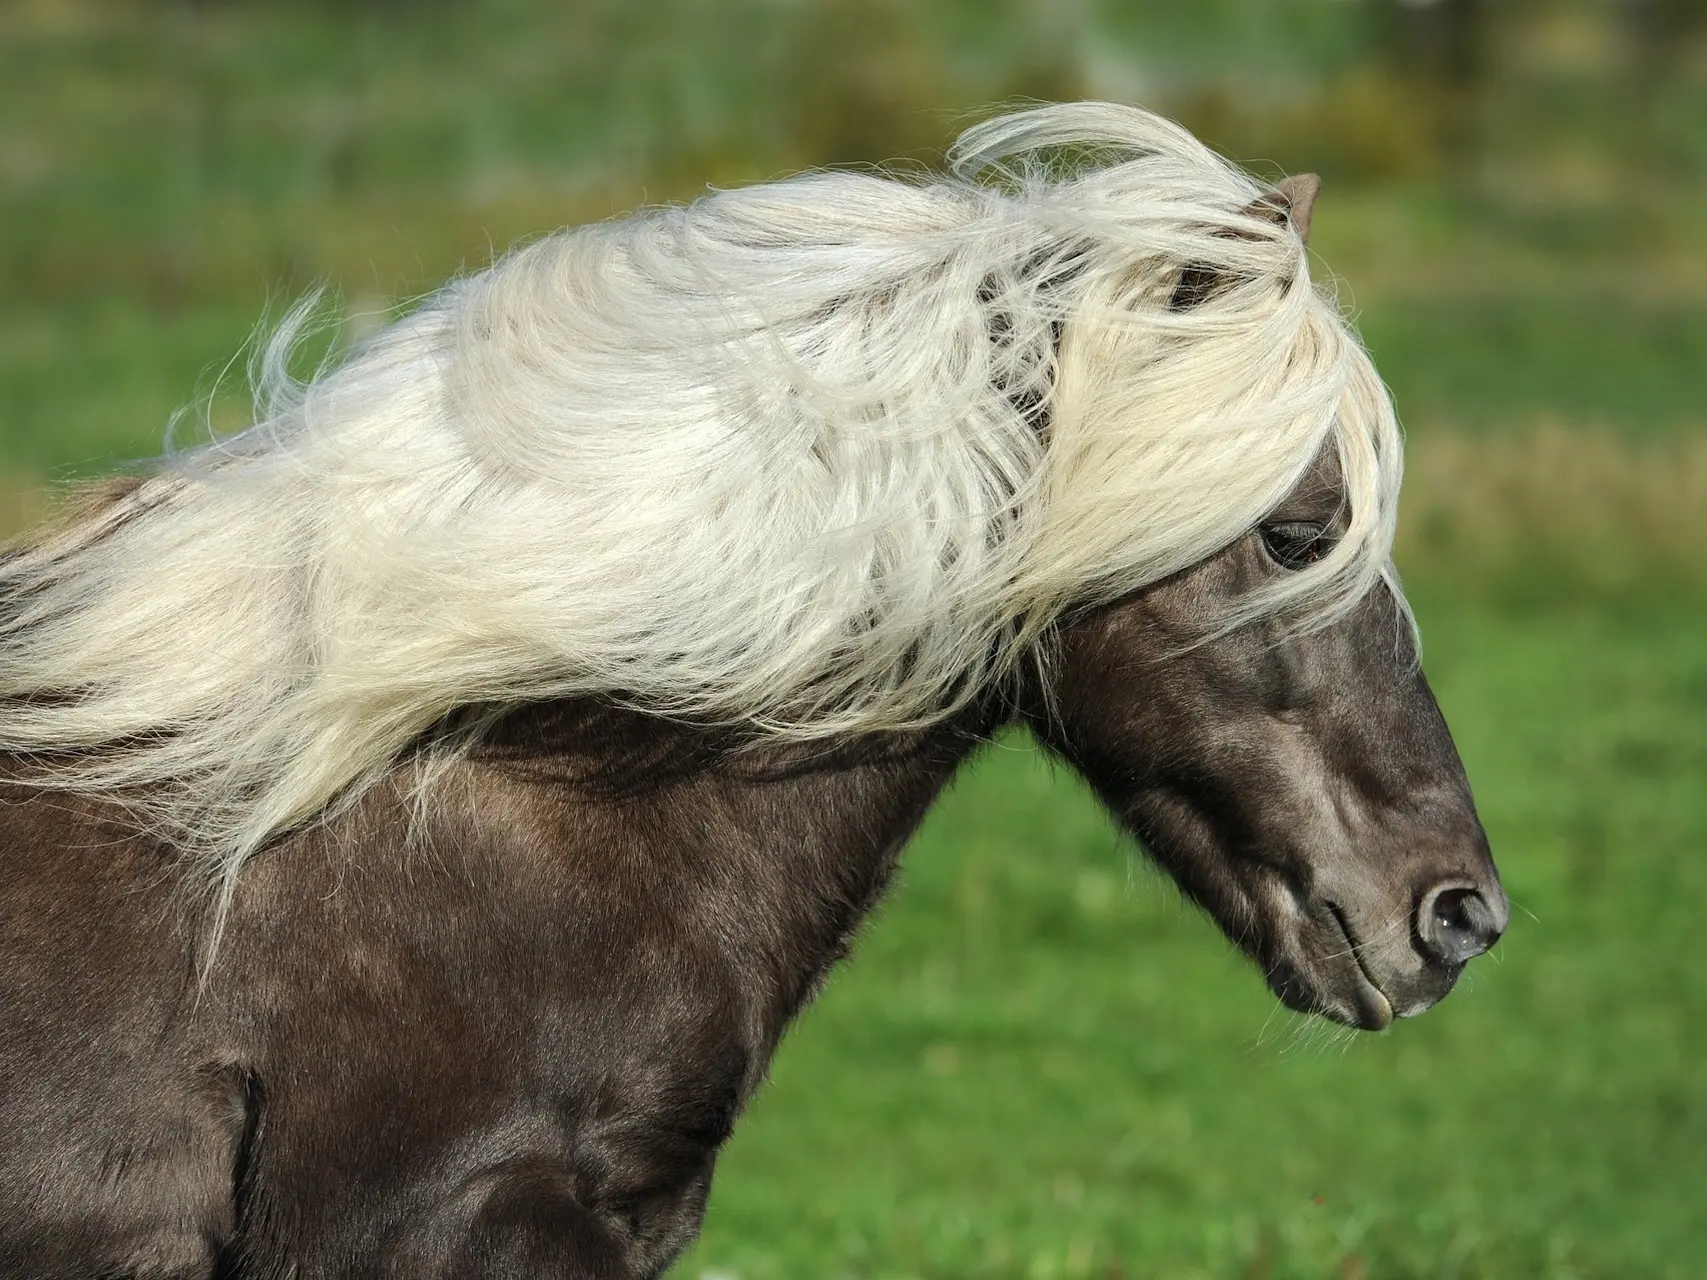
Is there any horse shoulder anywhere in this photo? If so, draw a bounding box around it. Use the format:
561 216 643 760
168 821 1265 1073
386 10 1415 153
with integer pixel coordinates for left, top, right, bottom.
0 787 244 1279
214 764 762 1275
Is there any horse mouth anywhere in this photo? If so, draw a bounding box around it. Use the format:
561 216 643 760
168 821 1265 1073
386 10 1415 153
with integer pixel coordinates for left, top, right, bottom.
1269 899 1394 1031
1321 902 1394 1030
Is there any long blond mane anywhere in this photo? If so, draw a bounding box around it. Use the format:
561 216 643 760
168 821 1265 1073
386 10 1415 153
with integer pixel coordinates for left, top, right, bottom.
0 103 1402 903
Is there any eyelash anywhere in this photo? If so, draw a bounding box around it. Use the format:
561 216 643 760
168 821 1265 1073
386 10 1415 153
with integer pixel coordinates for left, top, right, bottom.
1258 521 1331 570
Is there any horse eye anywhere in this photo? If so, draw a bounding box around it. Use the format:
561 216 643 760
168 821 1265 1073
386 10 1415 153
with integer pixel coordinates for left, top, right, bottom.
1257 521 1330 571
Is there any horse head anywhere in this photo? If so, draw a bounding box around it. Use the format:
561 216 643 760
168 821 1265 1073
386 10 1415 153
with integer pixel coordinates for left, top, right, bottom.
1025 172 1505 1029
1036 451 1505 1031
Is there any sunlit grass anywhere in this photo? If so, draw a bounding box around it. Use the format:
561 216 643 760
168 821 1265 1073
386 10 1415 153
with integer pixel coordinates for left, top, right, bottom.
1397 423 1707 602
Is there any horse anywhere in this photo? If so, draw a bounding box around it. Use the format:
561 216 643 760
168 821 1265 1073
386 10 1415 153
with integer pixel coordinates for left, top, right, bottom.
0 103 1505 1278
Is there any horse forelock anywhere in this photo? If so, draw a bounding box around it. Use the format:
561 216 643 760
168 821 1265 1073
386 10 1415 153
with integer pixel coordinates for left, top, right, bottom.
0 101 1403 900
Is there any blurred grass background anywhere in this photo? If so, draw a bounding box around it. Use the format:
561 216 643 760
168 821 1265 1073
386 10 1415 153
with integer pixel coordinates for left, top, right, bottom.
3 1 1703 1276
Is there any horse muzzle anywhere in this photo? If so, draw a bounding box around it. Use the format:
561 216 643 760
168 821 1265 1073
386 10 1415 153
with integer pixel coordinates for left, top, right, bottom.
1267 867 1509 1031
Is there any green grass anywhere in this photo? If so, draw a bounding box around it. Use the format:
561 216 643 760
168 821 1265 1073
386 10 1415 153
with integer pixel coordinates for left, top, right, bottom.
1362 297 1707 438
679 599 1707 1279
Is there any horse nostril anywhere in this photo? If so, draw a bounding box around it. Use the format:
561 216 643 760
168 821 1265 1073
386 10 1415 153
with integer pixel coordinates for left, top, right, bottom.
1416 885 1504 966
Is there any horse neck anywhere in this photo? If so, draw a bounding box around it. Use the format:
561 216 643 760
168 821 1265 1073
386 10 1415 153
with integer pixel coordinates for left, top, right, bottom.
447 700 993 1025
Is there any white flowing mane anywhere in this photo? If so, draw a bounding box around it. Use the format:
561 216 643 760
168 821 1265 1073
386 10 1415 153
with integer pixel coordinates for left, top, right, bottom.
0 103 1401 901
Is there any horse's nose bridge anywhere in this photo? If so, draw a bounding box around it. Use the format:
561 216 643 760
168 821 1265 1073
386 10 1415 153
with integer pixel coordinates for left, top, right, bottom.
1403 797 1502 905
1315 768 1500 917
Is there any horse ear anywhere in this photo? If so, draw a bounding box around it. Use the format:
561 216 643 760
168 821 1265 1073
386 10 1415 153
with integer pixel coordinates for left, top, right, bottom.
1171 173 1322 310
1255 173 1321 243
